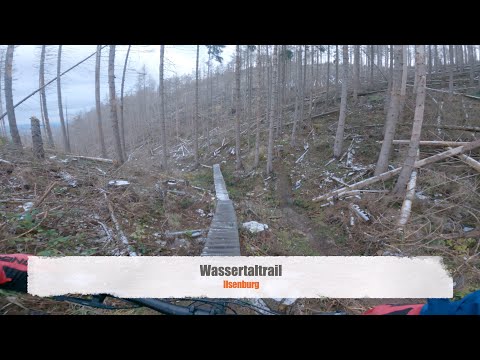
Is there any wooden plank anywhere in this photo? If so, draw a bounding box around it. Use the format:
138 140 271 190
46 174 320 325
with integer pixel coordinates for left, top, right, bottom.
202 165 240 256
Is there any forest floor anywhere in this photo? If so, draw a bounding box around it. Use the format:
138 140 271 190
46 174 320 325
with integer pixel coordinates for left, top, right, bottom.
1 84 480 315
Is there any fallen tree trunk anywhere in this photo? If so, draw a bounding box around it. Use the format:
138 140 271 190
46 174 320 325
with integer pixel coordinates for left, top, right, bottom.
424 124 480 132
357 89 387 96
66 154 114 163
313 138 480 202
381 140 470 147
447 147 480 172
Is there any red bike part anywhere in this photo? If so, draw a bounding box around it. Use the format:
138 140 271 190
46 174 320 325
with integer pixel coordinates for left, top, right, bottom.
363 304 424 315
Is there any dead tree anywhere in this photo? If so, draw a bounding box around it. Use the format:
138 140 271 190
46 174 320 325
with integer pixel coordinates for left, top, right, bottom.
95 45 107 158
39 46 55 148
374 45 403 175
254 45 262 169
120 45 131 157
267 45 278 175
57 45 71 153
108 45 125 164
333 45 349 158
235 45 243 171
4 45 22 148
159 45 167 170
393 45 427 196
30 116 45 159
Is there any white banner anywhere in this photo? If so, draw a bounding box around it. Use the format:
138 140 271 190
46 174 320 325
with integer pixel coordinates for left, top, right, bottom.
28 256 453 298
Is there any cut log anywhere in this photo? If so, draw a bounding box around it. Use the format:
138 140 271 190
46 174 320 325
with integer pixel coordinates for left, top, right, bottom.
447 147 480 172
381 140 470 147
66 154 114 163
313 138 480 202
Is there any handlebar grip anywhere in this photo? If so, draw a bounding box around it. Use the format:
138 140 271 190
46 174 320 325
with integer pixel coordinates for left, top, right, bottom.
0 254 29 293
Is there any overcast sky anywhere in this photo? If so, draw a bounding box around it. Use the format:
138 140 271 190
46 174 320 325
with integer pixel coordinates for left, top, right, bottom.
2 45 236 126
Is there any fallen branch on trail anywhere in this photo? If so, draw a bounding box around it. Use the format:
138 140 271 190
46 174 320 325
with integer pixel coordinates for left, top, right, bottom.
313 139 480 202
33 182 57 208
104 193 137 256
66 155 115 163
381 140 471 147
446 147 480 173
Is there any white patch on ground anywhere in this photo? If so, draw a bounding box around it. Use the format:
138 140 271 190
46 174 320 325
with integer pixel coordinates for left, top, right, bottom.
59 171 78 187
272 298 297 305
108 180 130 186
243 221 269 233
22 202 34 212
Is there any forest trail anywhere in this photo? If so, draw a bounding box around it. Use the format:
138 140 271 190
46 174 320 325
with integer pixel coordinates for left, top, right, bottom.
274 159 340 256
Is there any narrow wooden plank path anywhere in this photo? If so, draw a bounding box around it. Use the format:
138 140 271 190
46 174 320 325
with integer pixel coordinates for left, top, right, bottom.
201 164 241 256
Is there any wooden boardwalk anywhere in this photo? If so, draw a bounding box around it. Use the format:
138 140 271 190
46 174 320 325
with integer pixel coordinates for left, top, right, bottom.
201 164 241 256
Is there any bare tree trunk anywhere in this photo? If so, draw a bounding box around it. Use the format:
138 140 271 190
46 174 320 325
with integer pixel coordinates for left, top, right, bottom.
427 45 432 78
266 45 278 175
457 45 464 72
335 45 339 103
194 45 199 168
30 116 44 159
434 45 439 73
39 46 55 148
353 45 360 103
254 45 262 169
279 45 286 134
301 45 306 125
370 45 374 86
291 46 302 146
234 45 242 171
384 45 394 114
374 45 403 175
308 45 314 123
95 45 107 158
469 45 475 87
393 45 427 196
449 45 455 99
120 45 131 158
56 45 71 153
326 45 330 105
4 45 22 148
159 45 167 170
0 50 5 138
333 45 349 158
398 45 408 120
108 46 124 164
65 102 70 148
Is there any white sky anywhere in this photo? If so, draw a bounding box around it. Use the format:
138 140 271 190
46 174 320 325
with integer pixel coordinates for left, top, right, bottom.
2 45 236 125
